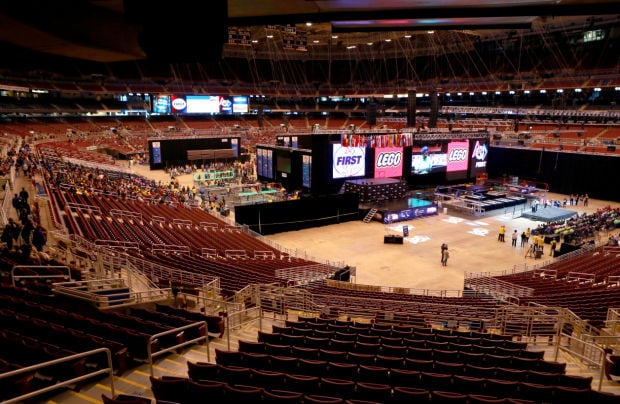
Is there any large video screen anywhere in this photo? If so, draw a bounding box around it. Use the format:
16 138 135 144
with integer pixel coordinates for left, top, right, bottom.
469 139 489 177
276 154 292 174
163 94 249 114
411 144 447 175
446 140 470 180
374 147 403 178
332 144 366 179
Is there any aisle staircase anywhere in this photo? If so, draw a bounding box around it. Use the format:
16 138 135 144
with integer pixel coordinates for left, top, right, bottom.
363 208 378 223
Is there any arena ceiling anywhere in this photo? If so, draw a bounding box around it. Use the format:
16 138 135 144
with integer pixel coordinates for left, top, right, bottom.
0 0 618 64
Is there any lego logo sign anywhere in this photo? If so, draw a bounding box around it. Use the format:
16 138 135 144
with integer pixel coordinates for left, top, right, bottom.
376 152 402 167
446 141 469 172
449 149 468 161
374 147 403 178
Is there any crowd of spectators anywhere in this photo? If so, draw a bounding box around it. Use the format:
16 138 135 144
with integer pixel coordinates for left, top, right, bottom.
40 154 251 216
166 159 256 187
531 206 620 244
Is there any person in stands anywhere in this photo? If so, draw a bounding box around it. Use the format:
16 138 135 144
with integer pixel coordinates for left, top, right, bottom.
32 223 47 252
1 218 18 251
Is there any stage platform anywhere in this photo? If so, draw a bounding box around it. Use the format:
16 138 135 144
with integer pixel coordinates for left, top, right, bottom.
344 178 408 203
521 206 577 223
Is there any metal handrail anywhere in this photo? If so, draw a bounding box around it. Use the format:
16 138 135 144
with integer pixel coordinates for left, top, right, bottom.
556 332 608 391
146 321 210 376
11 265 72 287
0 347 114 404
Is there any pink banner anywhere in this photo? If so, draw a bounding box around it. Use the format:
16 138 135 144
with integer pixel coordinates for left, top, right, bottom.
447 141 469 172
374 147 403 178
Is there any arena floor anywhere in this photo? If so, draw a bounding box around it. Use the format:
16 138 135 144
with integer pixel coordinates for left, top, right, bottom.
130 164 617 294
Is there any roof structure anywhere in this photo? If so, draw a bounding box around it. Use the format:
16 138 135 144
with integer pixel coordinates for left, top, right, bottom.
0 0 618 63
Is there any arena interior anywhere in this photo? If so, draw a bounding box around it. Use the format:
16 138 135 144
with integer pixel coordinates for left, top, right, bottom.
2 1 620 403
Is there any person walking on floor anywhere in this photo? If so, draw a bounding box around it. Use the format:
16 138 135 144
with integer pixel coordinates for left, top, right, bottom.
550 239 557 257
512 230 518 247
520 231 527 248
441 243 449 267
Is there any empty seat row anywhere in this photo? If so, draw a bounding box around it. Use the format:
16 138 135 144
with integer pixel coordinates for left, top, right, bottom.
242 339 551 371
157 368 602 404
261 330 536 357
214 350 571 384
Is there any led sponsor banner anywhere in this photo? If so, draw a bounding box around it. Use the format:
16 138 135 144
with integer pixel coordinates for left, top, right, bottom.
231 138 239 158
151 142 162 164
170 95 188 112
302 155 312 188
153 94 171 114
446 140 470 173
332 144 366 179
382 205 438 224
257 147 273 179
232 96 249 113
374 147 403 178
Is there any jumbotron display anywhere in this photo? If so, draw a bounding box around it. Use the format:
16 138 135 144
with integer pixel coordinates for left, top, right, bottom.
411 144 446 175
153 94 249 114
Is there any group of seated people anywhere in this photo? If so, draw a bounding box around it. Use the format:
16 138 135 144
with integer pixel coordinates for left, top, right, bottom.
531 206 620 244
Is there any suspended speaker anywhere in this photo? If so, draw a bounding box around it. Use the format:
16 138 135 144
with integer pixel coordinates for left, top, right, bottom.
429 91 438 128
367 103 377 126
407 90 417 128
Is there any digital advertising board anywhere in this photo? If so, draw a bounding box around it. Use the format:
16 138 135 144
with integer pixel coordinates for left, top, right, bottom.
153 95 171 114
159 94 249 114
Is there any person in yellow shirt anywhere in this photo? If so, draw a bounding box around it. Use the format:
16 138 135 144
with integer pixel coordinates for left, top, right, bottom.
498 225 506 242
525 228 531 243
